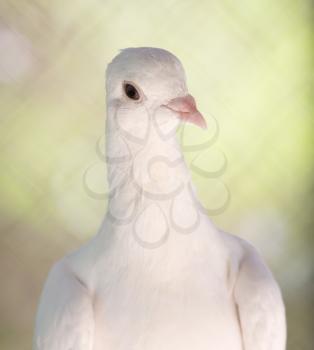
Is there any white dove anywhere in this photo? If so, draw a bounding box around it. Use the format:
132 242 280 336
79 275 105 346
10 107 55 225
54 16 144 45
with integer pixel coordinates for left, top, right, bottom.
34 47 286 350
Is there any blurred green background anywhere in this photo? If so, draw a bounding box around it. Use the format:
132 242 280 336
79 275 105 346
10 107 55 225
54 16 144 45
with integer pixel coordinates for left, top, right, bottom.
0 0 313 349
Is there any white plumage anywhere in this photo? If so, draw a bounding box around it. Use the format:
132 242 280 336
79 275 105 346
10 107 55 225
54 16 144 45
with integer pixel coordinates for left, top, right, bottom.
34 47 286 350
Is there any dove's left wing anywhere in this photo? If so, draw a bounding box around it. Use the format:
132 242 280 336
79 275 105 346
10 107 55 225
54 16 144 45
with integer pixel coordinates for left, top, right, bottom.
234 241 286 350
33 259 94 350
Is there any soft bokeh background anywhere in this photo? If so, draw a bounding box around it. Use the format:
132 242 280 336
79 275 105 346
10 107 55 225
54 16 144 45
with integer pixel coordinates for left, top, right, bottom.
0 0 313 349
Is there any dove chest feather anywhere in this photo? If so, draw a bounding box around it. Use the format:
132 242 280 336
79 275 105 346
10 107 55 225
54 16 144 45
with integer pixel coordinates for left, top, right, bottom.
91 252 244 350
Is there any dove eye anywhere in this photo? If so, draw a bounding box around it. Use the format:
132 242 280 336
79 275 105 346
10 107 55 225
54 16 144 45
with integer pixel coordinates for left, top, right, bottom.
123 82 141 101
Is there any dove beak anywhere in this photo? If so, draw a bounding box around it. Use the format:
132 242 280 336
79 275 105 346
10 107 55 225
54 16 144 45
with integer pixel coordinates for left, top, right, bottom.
164 94 207 129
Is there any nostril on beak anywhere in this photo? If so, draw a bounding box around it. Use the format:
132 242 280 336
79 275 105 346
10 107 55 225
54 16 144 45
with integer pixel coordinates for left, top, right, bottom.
164 94 207 129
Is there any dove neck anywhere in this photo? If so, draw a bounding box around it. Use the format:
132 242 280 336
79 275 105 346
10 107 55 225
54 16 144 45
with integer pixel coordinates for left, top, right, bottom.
101 118 216 260
106 132 189 192
105 121 197 220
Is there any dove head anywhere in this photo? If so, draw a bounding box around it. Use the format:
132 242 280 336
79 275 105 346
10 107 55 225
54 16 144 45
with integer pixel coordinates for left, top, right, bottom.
105 47 207 145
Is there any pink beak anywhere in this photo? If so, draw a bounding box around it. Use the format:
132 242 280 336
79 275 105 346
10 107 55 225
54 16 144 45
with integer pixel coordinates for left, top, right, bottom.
164 94 207 129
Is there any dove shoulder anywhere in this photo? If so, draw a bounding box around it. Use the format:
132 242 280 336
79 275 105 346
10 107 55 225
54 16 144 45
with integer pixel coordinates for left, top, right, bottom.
33 257 94 350
220 230 286 350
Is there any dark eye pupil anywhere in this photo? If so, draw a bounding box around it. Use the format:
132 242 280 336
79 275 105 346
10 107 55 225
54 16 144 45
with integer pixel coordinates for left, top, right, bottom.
124 83 140 100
